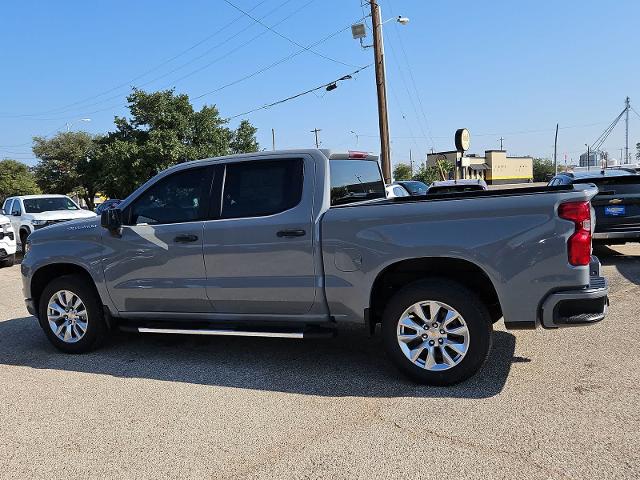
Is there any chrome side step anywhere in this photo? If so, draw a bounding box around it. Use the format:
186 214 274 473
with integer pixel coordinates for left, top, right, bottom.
138 327 305 339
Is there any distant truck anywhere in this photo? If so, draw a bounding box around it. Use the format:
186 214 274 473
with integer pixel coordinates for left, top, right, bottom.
21 149 609 385
2 195 96 254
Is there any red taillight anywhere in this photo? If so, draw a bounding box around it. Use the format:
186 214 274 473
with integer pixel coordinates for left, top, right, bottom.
348 150 368 159
558 201 592 266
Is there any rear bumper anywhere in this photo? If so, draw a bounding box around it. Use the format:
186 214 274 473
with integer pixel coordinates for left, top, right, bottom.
593 230 640 241
540 268 609 328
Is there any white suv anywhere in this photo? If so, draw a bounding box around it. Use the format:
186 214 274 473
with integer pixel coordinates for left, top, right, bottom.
2 195 96 253
0 212 17 267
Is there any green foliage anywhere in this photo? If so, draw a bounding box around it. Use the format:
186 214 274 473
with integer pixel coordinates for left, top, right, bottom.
393 163 412 181
532 157 555 182
96 88 259 198
413 159 454 184
32 131 100 209
230 120 259 154
0 159 41 203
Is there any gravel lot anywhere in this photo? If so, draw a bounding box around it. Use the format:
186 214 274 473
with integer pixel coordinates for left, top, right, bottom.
1 246 639 479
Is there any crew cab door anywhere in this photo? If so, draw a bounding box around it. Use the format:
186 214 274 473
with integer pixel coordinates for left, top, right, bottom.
102 166 214 313
202 155 317 315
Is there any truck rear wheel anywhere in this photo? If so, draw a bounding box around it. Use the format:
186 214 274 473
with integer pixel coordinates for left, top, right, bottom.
382 279 492 385
38 274 108 353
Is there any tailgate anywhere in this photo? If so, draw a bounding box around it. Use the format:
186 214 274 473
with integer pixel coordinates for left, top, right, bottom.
583 177 640 233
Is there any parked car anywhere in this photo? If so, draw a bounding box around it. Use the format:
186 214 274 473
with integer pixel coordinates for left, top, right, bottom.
393 180 428 196
0 212 17 267
22 149 608 385
427 179 488 195
2 195 96 253
95 199 122 215
548 169 640 244
385 184 410 198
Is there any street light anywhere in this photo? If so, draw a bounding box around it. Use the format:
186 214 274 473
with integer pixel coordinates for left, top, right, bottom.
66 118 91 132
350 130 360 147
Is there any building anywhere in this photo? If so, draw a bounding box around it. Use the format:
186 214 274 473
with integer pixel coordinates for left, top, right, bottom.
579 151 600 167
426 150 533 185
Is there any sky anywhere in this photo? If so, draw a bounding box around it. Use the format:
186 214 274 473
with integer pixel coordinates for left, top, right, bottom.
1 0 639 169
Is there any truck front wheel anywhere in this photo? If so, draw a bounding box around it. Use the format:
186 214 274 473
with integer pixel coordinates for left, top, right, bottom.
38 274 108 353
382 279 492 385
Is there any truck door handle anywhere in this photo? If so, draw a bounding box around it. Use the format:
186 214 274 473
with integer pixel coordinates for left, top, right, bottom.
277 229 306 238
173 234 199 243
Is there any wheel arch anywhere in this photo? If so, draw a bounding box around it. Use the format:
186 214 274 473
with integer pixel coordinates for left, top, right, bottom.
31 263 100 317
369 257 502 332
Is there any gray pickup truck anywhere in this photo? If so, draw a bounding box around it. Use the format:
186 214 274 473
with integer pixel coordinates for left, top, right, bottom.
21 149 609 384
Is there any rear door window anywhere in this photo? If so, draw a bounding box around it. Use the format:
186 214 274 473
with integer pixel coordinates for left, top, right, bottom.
329 160 385 206
220 159 303 219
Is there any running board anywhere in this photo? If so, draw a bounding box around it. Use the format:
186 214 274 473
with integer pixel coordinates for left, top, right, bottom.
135 326 334 339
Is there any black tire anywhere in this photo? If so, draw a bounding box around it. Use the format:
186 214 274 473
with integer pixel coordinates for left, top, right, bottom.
38 274 108 353
382 279 492 385
0 253 15 267
20 230 29 255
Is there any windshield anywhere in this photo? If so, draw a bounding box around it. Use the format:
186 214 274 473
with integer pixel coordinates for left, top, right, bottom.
574 176 640 195
23 197 79 213
329 160 385 206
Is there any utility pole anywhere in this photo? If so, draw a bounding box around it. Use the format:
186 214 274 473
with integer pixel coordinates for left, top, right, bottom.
499 136 504 150
310 128 322 148
553 123 558 174
370 0 392 183
625 96 630 164
586 144 590 171
271 128 275 151
409 149 413 176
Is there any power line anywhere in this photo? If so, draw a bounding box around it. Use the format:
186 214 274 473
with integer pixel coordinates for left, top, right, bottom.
226 65 371 120
192 18 366 100
384 0 436 148
3 3 358 124
221 0 357 68
2 0 307 120
0 0 275 118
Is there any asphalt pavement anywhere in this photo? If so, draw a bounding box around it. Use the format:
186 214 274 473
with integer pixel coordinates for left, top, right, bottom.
0 245 638 479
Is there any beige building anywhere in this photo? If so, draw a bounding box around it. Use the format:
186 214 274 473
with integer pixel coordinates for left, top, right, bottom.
426 150 533 185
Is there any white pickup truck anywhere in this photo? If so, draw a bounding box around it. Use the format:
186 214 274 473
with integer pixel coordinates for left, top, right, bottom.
2 195 96 253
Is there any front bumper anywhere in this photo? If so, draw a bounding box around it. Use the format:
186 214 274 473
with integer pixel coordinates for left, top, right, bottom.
540 258 609 328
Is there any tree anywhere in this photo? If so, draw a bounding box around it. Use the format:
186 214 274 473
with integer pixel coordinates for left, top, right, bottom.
413 159 454 184
96 88 259 198
0 159 41 203
636 142 639 161
230 120 259 154
32 131 101 209
532 157 555 182
393 163 412 181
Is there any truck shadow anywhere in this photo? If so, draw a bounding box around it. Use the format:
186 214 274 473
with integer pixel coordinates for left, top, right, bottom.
0 316 517 399
593 244 640 286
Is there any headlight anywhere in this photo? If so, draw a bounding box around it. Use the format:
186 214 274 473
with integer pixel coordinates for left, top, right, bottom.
31 219 47 226
0 223 9 233
24 240 31 254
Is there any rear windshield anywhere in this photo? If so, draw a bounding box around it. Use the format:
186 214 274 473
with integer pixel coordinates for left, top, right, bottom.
399 181 427 195
23 197 79 213
329 160 385 206
428 185 485 195
574 176 640 195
